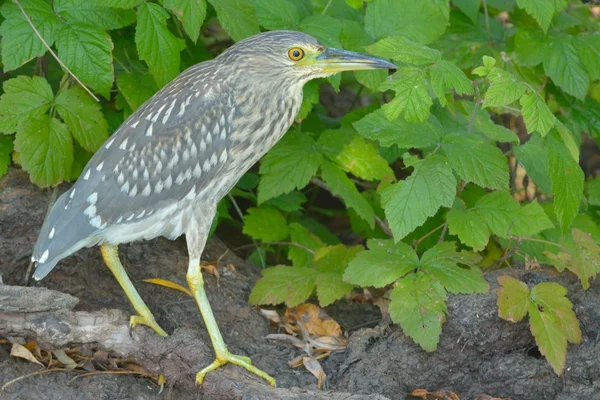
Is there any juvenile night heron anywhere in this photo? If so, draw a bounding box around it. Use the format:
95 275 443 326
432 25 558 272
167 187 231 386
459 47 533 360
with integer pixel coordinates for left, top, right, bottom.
31 31 395 385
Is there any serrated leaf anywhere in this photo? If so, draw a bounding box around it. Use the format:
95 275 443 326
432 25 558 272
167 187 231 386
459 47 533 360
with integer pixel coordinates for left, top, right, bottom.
483 76 527 108
380 68 432 122
316 272 354 306
442 133 509 190
320 160 375 227
516 0 555 32
249 266 317 306
447 207 490 250
313 244 363 274
55 86 109 152
514 138 552 193
55 22 114 98
528 302 567 375
453 0 480 23
543 37 589 100
546 229 600 290
546 131 584 232
514 27 551 67
243 206 289 242
475 191 521 237
0 0 61 71
574 35 600 81
317 130 392 181
520 92 555 136
299 15 342 49
497 275 530 323
252 0 302 30
258 131 322 203
116 72 159 111
0 136 13 179
0 76 54 134
54 0 136 30
429 60 473 106
355 70 388 93
344 239 418 287
419 242 487 294
266 191 307 212
389 272 447 352
163 0 207 42
353 109 440 149
368 36 440 65
136 3 184 88
365 0 448 44
531 282 581 345
511 201 554 237
288 223 323 267
382 155 456 240
207 0 259 42
297 80 320 121
14 115 73 187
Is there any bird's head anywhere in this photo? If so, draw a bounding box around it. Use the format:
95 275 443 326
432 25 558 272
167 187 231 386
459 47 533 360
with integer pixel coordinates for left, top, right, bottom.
218 31 396 85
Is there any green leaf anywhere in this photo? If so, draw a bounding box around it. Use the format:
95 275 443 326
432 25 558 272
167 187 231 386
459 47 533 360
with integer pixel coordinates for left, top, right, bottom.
288 223 323 267
531 282 581 345
316 272 354 306
207 0 259 42
514 27 551 67
528 302 567 375
353 109 440 149
55 22 114 98
13 115 73 187
497 275 530 323
54 0 136 30
588 178 600 207
429 60 473 106
320 160 375 227
317 130 393 181
511 201 554 237
419 242 487 294
368 36 440 65
447 207 490 250
0 76 54 134
483 75 527 108
252 0 302 30
380 68 432 122
546 131 584 232
475 191 520 237
55 86 109 153
116 72 159 111
344 239 418 287
249 266 317 306
299 15 342 49
243 206 290 242
0 136 13 179
543 37 589 100
258 131 322 203
0 0 61 71
163 0 207 42
516 0 555 32
514 138 552 193
389 272 447 352
442 133 509 190
453 0 480 23
297 81 320 121
574 35 600 81
520 92 555 136
136 3 185 88
546 229 600 290
365 0 448 44
382 155 456 240
95 0 142 7
266 191 307 212
314 244 363 274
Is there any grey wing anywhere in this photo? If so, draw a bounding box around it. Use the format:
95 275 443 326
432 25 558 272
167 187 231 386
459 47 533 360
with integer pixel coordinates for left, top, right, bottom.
32 62 234 279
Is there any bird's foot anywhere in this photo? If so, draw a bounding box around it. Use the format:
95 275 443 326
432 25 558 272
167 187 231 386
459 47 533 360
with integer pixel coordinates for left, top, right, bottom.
129 315 168 337
196 351 276 387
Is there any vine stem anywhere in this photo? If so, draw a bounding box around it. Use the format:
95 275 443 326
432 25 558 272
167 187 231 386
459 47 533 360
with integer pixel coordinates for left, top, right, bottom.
13 0 99 102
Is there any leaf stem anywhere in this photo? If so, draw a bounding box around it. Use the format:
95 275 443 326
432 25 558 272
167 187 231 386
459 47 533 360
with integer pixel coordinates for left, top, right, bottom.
413 223 445 249
482 0 493 48
12 0 99 102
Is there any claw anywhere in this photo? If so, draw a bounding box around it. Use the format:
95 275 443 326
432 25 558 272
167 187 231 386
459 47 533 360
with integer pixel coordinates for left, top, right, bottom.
130 315 168 337
196 351 276 387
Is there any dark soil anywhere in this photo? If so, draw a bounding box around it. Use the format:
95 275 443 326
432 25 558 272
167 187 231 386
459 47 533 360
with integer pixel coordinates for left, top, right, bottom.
1 168 599 400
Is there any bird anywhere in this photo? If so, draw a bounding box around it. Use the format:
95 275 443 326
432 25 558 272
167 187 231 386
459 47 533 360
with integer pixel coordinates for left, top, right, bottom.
30 30 396 386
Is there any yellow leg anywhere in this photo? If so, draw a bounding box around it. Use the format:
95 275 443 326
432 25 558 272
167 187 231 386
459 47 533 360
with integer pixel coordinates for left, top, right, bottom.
101 244 168 337
186 267 276 386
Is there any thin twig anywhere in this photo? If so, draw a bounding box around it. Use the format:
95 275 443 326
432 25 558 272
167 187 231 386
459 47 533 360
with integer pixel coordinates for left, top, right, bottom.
482 0 493 47
438 222 449 243
321 0 334 15
13 0 100 102
1 368 71 391
374 216 393 238
413 223 445 249
518 236 562 248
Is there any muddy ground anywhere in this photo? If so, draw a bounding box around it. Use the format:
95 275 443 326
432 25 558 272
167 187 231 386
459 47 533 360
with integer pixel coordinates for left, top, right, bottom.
1 168 599 400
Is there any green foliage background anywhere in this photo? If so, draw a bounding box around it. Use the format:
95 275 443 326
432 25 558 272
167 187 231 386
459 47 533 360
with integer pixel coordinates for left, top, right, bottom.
0 0 599 375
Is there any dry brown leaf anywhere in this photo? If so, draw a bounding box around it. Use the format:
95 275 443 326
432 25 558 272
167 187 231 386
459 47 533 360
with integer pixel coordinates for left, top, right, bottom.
285 304 343 339
10 343 44 367
52 349 77 370
259 309 281 325
409 389 460 400
302 356 326 389
201 261 220 279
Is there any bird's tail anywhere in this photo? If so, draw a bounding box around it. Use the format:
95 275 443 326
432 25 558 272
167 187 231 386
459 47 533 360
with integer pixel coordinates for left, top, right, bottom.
31 188 98 280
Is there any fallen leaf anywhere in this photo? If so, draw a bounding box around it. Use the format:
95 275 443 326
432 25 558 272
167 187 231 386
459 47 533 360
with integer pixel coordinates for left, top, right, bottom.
302 356 326 389
53 349 77 370
10 343 44 367
259 309 281 325
285 304 343 339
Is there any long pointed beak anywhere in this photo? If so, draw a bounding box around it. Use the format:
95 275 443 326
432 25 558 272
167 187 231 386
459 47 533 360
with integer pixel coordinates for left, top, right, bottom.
314 48 397 73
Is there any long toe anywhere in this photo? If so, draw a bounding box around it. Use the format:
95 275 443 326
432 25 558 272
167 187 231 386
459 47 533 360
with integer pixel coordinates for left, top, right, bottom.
196 351 276 387
129 315 168 337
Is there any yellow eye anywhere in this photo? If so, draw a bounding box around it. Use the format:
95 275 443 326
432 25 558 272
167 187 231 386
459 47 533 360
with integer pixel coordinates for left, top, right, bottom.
288 47 305 61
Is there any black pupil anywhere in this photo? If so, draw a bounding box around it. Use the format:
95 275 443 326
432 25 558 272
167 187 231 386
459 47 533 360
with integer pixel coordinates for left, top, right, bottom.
293 50 300 58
